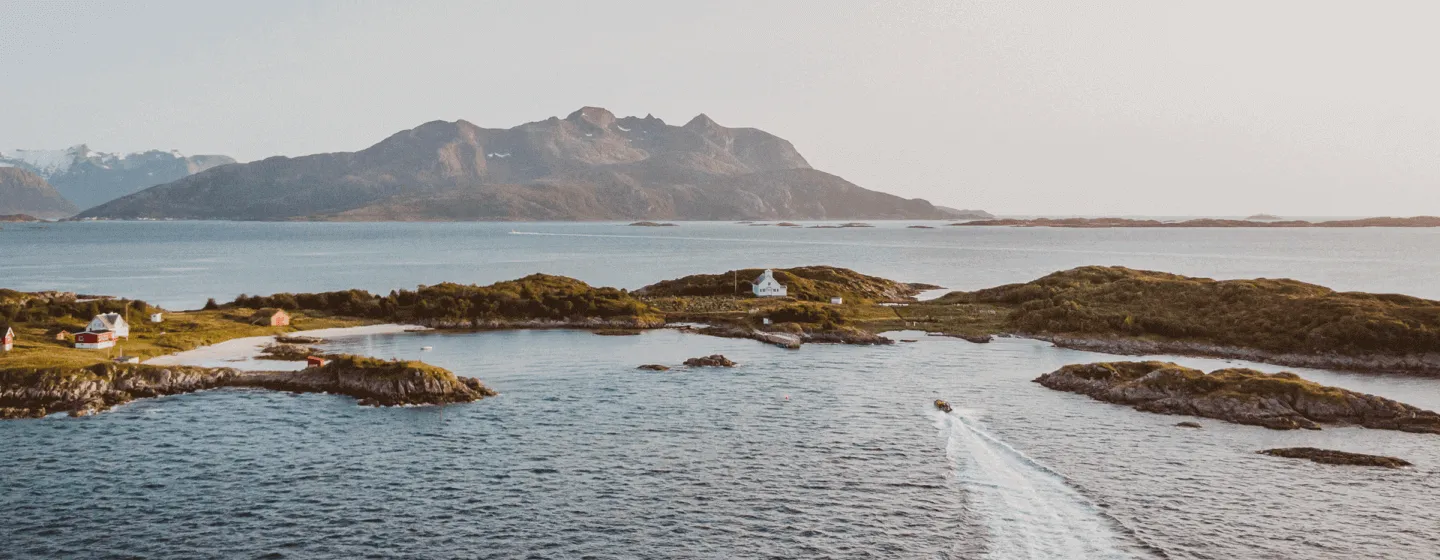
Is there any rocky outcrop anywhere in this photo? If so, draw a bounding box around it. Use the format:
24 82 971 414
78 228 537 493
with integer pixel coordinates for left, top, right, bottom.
231 356 494 406
0 363 238 418
1 355 495 418
1035 334 1440 377
1034 361 1440 434
414 316 665 330
636 364 671 371
684 355 736 367
258 343 320 361
1259 448 1411 468
1176 421 1203 428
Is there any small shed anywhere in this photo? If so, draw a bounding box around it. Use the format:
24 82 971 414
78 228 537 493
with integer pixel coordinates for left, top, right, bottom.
306 356 327 368
252 308 291 327
2 326 13 352
150 312 164 323
75 330 117 350
830 297 844 305
53 329 73 341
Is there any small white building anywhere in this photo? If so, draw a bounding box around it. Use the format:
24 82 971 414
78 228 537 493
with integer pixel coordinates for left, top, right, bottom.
752 269 788 297
88 313 130 339
2 326 13 352
830 297 844 305
150 312 164 323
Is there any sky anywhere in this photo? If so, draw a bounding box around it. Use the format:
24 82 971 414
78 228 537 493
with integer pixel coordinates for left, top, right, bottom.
1 0 1437 216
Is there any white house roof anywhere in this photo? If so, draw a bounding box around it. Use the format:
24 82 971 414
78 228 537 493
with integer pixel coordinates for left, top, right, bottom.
754 269 776 284
92 312 125 329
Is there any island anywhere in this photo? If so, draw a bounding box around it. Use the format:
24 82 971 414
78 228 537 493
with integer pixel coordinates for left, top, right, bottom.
1033 361 1440 433
0 354 493 418
951 216 1440 228
13 263 1440 418
628 221 677 227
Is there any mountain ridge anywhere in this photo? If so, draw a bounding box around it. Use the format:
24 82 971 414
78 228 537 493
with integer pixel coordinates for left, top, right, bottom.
79 107 960 221
0 145 235 210
0 167 78 219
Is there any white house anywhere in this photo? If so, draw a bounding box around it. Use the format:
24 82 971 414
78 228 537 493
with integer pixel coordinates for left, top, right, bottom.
88 313 130 339
2 326 13 352
752 269 788 297
150 312 164 323
830 297 844 305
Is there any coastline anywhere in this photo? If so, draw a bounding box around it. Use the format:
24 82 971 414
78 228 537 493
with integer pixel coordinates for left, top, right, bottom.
144 324 423 370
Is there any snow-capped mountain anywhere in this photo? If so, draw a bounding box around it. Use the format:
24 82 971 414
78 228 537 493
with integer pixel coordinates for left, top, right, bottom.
0 145 235 210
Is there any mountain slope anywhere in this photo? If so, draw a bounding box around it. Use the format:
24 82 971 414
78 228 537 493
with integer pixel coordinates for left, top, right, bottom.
80 107 956 221
0 168 78 219
0 145 235 210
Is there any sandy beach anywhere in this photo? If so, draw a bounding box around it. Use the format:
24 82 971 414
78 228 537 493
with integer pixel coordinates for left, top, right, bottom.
143 324 422 371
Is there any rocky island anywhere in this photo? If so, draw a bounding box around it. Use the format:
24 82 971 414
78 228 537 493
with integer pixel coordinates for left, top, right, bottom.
0 355 492 418
1034 361 1440 433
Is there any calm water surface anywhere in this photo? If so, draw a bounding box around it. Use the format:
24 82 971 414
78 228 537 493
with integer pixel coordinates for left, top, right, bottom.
3 222 1440 559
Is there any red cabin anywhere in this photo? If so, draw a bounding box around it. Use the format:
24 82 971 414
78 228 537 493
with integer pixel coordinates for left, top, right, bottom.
75 330 117 349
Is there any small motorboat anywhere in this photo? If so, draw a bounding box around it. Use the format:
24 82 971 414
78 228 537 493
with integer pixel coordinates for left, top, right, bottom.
420 346 433 351
934 399 953 413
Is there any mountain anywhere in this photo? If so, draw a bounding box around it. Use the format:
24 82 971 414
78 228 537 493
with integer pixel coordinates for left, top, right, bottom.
0 167 78 219
0 145 235 210
936 206 994 219
80 108 957 221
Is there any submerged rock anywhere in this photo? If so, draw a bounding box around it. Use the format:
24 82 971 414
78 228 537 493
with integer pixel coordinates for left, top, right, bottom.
1034 361 1440 434
636 364 670 371
1259 447 1411 468
684 355 736 368
1176 421 1203 428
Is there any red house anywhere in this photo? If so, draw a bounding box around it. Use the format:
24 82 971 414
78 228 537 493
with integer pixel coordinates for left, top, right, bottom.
75 330 117 350
2 326 13 352
252 308 291 327
306 356 327 368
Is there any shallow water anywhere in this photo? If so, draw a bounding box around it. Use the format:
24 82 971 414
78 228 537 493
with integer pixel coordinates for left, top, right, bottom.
4 330 1437 559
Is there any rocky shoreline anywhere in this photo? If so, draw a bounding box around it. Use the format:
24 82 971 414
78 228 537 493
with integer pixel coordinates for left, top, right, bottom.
1034 361 1440 433
0 356 494 419
1032 334 1440 377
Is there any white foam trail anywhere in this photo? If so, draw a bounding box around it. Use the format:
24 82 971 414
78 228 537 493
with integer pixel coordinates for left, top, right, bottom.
938 410 1142 559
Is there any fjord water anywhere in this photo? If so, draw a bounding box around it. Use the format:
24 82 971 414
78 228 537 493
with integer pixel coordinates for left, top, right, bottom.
4 221 1440 559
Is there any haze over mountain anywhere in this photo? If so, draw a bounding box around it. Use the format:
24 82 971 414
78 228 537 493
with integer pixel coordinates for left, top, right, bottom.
80 108 956 221
0 146 235 210
0 167 78 219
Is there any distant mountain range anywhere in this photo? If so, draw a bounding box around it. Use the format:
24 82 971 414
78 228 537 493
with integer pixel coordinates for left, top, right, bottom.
0 145 235 211
79 107 965 221
0 167 77 219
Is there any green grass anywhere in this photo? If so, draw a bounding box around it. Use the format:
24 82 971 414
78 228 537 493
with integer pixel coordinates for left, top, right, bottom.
1 308 371 369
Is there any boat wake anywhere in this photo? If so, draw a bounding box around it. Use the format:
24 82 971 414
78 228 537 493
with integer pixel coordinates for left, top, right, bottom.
937 410 1159 559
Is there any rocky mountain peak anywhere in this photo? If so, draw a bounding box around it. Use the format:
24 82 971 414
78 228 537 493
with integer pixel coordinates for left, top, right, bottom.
683 113 722 130
566 106 618 129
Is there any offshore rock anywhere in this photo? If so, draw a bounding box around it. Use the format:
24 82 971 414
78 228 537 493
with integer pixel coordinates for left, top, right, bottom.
1259 447 1411 468
684 355 736 368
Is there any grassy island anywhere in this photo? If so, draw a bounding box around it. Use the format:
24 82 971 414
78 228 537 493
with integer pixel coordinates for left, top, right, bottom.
1035 361 1440 433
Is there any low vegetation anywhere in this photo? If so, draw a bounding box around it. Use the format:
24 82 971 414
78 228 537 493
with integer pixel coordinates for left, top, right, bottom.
637 265 924 303
938 266 1440 357
229 274 661 326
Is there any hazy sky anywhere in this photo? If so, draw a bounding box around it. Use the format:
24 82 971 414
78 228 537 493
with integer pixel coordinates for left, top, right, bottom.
2 0 1436 215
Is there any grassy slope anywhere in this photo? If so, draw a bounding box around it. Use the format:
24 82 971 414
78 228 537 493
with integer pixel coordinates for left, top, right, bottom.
1 308 370 369
926 266 1440 356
